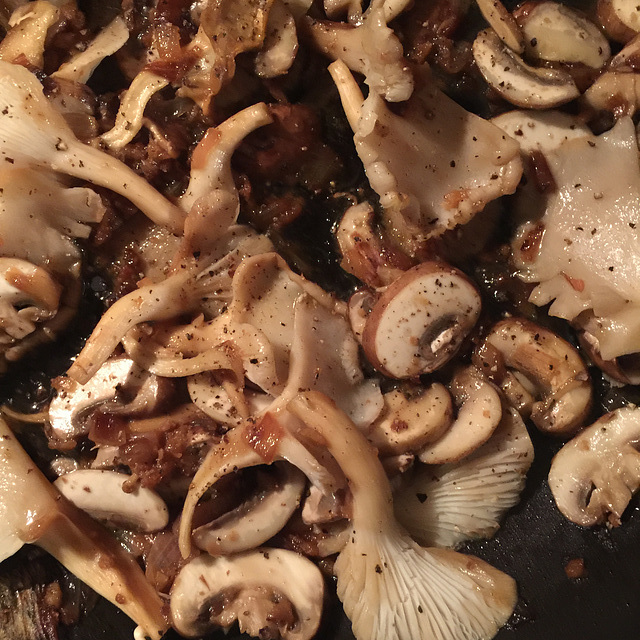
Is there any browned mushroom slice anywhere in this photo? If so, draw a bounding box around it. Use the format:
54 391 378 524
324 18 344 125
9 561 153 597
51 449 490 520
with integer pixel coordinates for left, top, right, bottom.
475 0 525 53
362 261 481 378
475 317 592 436
597 0 640 43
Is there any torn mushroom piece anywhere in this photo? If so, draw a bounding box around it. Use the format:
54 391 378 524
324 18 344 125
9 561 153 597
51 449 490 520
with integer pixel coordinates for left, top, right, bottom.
549 405 640 527
361 261 482 378
396 407 534 548
474 318 592 437
193 462 306 555
254 0 298 78
54 470 169 532
418 366 502 465
472 28 580 109
288 392 517 640
170 548 324 640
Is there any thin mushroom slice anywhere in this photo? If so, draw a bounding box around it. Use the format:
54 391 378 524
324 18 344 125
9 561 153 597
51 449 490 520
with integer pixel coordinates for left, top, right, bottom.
549 405 640 527
170 548 324 639
362 261 482 378
473 28 580 109
396 407 533 548
288 392 517 640
54 470 169 532
475 0 524 54
418 366 502 465
193 462 306 555
0 417 168 639
597 0 640 43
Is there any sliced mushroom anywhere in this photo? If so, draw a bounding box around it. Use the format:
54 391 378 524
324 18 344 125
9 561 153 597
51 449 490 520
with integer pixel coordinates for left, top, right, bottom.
475 0 524 54
54 470 169 532
474 318 592 436
347 289 375 343
362 261 482 378
549 405 640 527
515 2 610 69
583 71 640 116
396 406 534 548
170 548 324 639
418 366 502 464
366 383 452 455
597 0 640 43
473 28 580 109
193 463 306 555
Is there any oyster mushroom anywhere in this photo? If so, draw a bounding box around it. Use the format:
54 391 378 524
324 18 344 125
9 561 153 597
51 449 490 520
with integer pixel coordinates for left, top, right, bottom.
549 405 640 527
474 318 592 436
396 407 534 548
361 261 482 378
288 391 517 640
170 548 324 639
418 366 502 464
54 469 169 532
472 28 580 109
254 0 298 78
0 417 168 639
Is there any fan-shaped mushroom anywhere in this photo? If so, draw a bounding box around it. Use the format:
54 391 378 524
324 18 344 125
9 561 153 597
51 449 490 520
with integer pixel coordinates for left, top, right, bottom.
549 405 640 526
474 318 591 436
170 548 324 639
362 261 482 378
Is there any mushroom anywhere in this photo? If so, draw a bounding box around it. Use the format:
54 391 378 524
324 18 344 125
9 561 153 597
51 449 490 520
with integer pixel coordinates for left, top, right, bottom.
474 318 592 436
54 469 169 532
472 28 580 109
254 0 298 78
582 71 640 116
475 0 525 54
395 406 534 548
361 261 482 378
0 61 185 234
288 391 517 640
170 548 324 639
597 0 640 43
0 417 168 639
548 405 640 527
418 366 503 464
365 382 452 455
193 462 306 555
515 2 610 69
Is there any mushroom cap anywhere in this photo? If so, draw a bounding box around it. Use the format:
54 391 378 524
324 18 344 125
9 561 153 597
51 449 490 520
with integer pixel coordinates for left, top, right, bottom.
362 261 481 378
549 405 640 527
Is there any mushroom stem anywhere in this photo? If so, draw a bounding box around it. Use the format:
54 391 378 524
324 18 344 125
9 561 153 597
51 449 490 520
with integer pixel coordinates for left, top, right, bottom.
328 59 364 130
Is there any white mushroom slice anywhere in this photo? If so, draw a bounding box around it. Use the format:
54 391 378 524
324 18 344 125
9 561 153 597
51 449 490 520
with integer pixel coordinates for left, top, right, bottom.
50 357 159 443
193 463 306 555
597 0 640 43
54 470 169 532
255 0 298 78
329 61 522 252
306 0 413 102
473 28 580 109
288 392 517 640
170 548 324 639
52 16 130 84
0 61 184 234
366 383 452 455
516 2 610 69
475 0 524 54
0 1 59 68
282 295 383 428
362 261 482 378
549 405 640 527
475 318 592 436
0 418 168 639
419 367 502 464
396 407 534 548
347 289 374 343
583 71 640 116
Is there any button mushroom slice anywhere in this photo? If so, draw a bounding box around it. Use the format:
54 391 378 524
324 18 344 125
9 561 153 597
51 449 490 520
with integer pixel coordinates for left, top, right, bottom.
515 2 610 69
288 391 517 640
347 288 375 343
418 366 503 465
474 318 592 436
473 28 580 109
170 548 325 640
578 328 640 386
366 383 452 456
395 407 534 548
0 417 168 639
193 462 306 555
597 0 640 43
475 0 525 54
54 470 169 532
583 71 640 116
549 405 640 527
361 261 482 379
